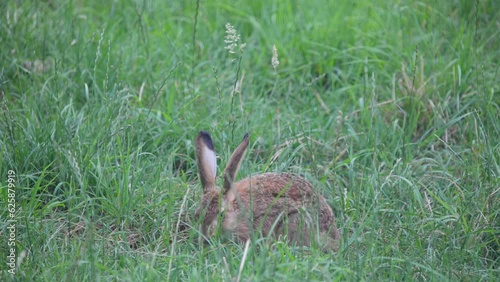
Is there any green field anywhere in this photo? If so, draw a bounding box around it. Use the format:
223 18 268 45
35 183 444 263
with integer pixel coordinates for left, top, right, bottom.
1 0 499 280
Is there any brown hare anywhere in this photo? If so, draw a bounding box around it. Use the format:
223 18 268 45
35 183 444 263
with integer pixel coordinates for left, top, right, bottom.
194 131 340 251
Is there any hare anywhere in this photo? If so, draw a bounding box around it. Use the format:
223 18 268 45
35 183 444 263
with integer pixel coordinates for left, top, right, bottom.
194 131 340 251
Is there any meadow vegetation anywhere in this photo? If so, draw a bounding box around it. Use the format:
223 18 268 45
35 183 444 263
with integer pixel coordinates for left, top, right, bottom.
1 0 499 280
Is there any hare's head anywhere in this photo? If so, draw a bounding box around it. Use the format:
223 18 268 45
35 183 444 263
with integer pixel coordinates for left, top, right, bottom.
194 131 249 240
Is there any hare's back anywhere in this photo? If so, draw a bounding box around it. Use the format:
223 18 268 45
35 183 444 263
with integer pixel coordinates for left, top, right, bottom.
234 172 318 205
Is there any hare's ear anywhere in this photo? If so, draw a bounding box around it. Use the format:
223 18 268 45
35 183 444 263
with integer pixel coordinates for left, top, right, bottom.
223 133 249 192
196 131 217 191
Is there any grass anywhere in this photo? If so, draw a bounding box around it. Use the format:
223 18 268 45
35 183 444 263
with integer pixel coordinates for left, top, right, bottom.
0 0 499 280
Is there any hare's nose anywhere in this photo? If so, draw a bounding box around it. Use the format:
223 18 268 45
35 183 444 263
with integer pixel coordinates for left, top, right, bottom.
207 222 217 237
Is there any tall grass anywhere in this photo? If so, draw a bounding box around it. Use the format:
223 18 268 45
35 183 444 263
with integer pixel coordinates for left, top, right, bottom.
0 0 498 281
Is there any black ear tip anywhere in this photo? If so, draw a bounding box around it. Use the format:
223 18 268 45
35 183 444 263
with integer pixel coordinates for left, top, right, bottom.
243 133 249 141
198 131 214 150
198 130 210 137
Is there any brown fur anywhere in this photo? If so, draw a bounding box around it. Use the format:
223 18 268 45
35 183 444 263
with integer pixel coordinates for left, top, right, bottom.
194 131 340 251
